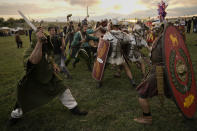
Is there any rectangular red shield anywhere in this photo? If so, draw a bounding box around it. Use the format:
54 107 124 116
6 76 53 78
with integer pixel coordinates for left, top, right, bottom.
92 39 110 81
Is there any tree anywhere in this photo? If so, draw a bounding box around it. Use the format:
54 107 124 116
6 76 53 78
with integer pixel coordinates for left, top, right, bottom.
7 18 15 27
16 18 25 23
0 17 5 26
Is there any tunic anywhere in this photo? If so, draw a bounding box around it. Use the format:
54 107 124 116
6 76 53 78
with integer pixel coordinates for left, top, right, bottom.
136 35 171 98
17 33 66 113
70 31 98 58
103 30 132 65
15 34 22 43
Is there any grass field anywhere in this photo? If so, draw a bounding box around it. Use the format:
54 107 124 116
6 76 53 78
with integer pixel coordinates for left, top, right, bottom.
0 33 197 131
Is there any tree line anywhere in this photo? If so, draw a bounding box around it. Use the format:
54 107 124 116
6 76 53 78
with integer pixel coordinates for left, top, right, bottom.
0 17 25 28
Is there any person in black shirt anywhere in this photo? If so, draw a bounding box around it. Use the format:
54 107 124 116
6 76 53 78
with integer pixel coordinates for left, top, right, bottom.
187 19 192 33
48 26 72 79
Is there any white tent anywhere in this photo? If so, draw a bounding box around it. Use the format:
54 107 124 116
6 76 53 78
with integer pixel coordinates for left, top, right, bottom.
0 27 10 30
16 27 24 31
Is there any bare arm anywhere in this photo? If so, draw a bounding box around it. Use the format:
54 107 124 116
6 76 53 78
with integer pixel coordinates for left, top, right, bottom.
29 30 45 64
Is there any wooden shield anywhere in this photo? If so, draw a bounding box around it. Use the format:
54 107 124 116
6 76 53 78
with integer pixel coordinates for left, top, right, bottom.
163 25 197 119
92 39 110 81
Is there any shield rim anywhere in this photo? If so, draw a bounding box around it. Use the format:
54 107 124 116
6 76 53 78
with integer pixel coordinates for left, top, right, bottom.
162 24 196 119
92 39 110 81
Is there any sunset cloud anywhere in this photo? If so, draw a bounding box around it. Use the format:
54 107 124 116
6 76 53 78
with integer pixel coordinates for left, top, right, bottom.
0 0 196 21
64 0 100 6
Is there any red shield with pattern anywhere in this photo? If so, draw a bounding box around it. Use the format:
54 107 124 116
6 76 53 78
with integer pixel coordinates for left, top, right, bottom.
163 25 197 118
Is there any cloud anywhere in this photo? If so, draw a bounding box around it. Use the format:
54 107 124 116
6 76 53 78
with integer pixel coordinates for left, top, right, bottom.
113 5 122 10
41 11 130 22
168 0 197 7
167 5 197 16
128 4 197 18
135 0 197 17
0 3 56 15
138 0 161 8
64 0 100 6
0 0 197 21
129 9 156 18
139 0 197 8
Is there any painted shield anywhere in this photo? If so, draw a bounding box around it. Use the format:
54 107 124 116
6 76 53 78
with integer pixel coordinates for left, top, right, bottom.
92 39 110 81
163 25 197 118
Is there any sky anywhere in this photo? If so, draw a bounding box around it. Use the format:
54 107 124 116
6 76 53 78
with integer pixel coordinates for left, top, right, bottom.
0 0 197 21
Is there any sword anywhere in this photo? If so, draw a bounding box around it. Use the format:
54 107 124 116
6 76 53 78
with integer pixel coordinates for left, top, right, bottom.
17 10 37 32
18 10 63 80
17 10 48 41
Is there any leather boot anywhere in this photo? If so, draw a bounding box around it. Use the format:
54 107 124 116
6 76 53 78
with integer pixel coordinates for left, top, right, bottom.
70 106 88 116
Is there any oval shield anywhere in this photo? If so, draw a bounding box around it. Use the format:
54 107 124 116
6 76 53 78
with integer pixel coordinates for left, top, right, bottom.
92 39 110 81
163 25 197 118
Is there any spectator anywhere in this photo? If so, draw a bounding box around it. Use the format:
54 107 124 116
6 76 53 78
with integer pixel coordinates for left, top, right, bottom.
192 17 197 33
195 17 197 33
15 31 22 48
28 28 33 44
25 30 28 36
187 19 192 33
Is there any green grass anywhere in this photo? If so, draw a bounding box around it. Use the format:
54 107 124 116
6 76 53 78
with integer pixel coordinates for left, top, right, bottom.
0 33 197 131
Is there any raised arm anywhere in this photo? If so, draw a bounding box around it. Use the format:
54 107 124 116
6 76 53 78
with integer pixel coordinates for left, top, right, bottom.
29 30 45 64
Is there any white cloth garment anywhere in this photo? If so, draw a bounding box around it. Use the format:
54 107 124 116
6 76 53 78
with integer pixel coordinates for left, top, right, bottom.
60 56 66 68
11 108 23 118
59 89 78 110
127 33 148 62
11 89 78 118
103 30 134 65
